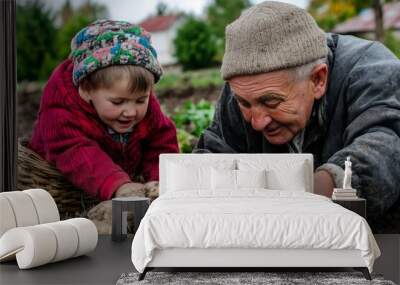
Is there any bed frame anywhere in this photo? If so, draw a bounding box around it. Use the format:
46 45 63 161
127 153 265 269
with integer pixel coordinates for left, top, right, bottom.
138 154 372 281
139 248 371 280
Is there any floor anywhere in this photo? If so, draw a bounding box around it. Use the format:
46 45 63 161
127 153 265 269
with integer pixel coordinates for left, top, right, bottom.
0 235 399 285
373 234 400 284
0 236 134 285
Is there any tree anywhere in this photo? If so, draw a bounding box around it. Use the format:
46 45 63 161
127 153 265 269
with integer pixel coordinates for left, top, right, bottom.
174 16 217 70
56 1 108 60
308 0 372 31
207 0 250 39
206 0 250 61
308 0 394 41
39 0 109 80
77 0 108 20
156 2 168 16
373 0 384 42
16 0 56 81
59 0 74 27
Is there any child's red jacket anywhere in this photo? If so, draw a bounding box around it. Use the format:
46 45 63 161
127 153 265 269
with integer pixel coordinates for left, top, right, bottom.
29 60 179 200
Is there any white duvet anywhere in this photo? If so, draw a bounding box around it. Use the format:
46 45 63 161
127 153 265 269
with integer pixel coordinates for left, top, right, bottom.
131 190 380 273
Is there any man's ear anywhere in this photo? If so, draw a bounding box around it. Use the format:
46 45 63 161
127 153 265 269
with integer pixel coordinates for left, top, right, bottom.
310 63 328 100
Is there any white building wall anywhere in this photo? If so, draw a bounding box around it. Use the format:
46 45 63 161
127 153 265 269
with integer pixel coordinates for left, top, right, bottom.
150 19 184 66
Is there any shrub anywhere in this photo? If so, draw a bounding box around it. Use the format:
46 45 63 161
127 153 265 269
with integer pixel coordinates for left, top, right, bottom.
174 16 217 70
176 129 197 153
384 31 400 58
16 0 56 82
172 100 215 152
173 100 215 137
206 0 250 62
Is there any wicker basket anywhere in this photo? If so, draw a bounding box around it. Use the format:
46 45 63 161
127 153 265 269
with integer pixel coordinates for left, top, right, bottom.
17 138 100 219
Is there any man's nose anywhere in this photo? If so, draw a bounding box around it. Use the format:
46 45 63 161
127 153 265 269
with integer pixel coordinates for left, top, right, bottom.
250 107 272 131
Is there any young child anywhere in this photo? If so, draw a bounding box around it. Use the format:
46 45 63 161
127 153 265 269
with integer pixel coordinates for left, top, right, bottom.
29 20 179 204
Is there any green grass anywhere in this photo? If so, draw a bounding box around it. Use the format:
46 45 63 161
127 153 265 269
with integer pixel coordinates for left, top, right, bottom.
155 67 224 93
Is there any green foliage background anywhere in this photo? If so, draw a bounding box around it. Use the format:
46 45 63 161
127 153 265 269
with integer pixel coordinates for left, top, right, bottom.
17 0 107 82
174 16 217 70
206 0 250 61
308 0 373 31
308 0 397 32
16 0 56 81
384 31 400 58
173 100 215 153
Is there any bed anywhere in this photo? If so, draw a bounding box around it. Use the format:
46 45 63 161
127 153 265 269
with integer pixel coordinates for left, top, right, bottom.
131 154 380 280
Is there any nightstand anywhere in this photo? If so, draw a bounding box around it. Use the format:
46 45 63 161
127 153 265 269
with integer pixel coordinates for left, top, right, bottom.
332 198 366 219
112 197 150 242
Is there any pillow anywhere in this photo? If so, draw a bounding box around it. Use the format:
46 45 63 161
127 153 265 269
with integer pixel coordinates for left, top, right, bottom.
211 168 236 190
238 158 309 191
236 169 267 189
165 159 236 193
167 162 211 191
266 162 307 191
211 168 268 191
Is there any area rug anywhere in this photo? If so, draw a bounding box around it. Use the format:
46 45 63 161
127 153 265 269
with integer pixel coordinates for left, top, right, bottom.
116 271 396 285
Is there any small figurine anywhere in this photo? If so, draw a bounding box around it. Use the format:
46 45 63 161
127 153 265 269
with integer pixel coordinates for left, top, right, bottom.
343 156 352 190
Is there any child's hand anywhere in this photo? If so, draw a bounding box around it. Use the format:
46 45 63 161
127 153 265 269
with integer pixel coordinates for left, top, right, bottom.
115 182 146 198
144 181 159 201
87 200 112 234
87 200 112 221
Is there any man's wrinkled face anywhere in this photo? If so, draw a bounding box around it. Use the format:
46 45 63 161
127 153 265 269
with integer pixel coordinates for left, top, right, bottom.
229 68 326 145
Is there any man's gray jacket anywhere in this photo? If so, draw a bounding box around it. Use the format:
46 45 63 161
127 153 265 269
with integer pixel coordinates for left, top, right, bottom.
195 33 400 225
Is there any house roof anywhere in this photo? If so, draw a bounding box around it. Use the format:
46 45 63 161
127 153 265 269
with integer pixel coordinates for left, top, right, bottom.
333 2 400 34
140 15 180 33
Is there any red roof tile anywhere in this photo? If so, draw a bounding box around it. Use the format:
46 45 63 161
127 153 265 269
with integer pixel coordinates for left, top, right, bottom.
140 15 179 33
333 2 400 33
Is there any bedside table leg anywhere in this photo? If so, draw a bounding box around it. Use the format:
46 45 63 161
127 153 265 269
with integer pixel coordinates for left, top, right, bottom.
138 268 148 281
354 267 371 280
112 201 125 241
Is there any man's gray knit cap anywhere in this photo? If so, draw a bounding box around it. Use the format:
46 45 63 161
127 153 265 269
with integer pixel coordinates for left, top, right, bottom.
221 1 328 80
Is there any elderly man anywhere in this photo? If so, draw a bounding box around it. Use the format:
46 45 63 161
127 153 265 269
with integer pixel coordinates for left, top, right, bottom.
195 1 400 227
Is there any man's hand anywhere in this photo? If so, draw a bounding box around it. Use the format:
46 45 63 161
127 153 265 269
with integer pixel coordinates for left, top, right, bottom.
114 182 145 198
314 170 335 198
144 181 159 201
